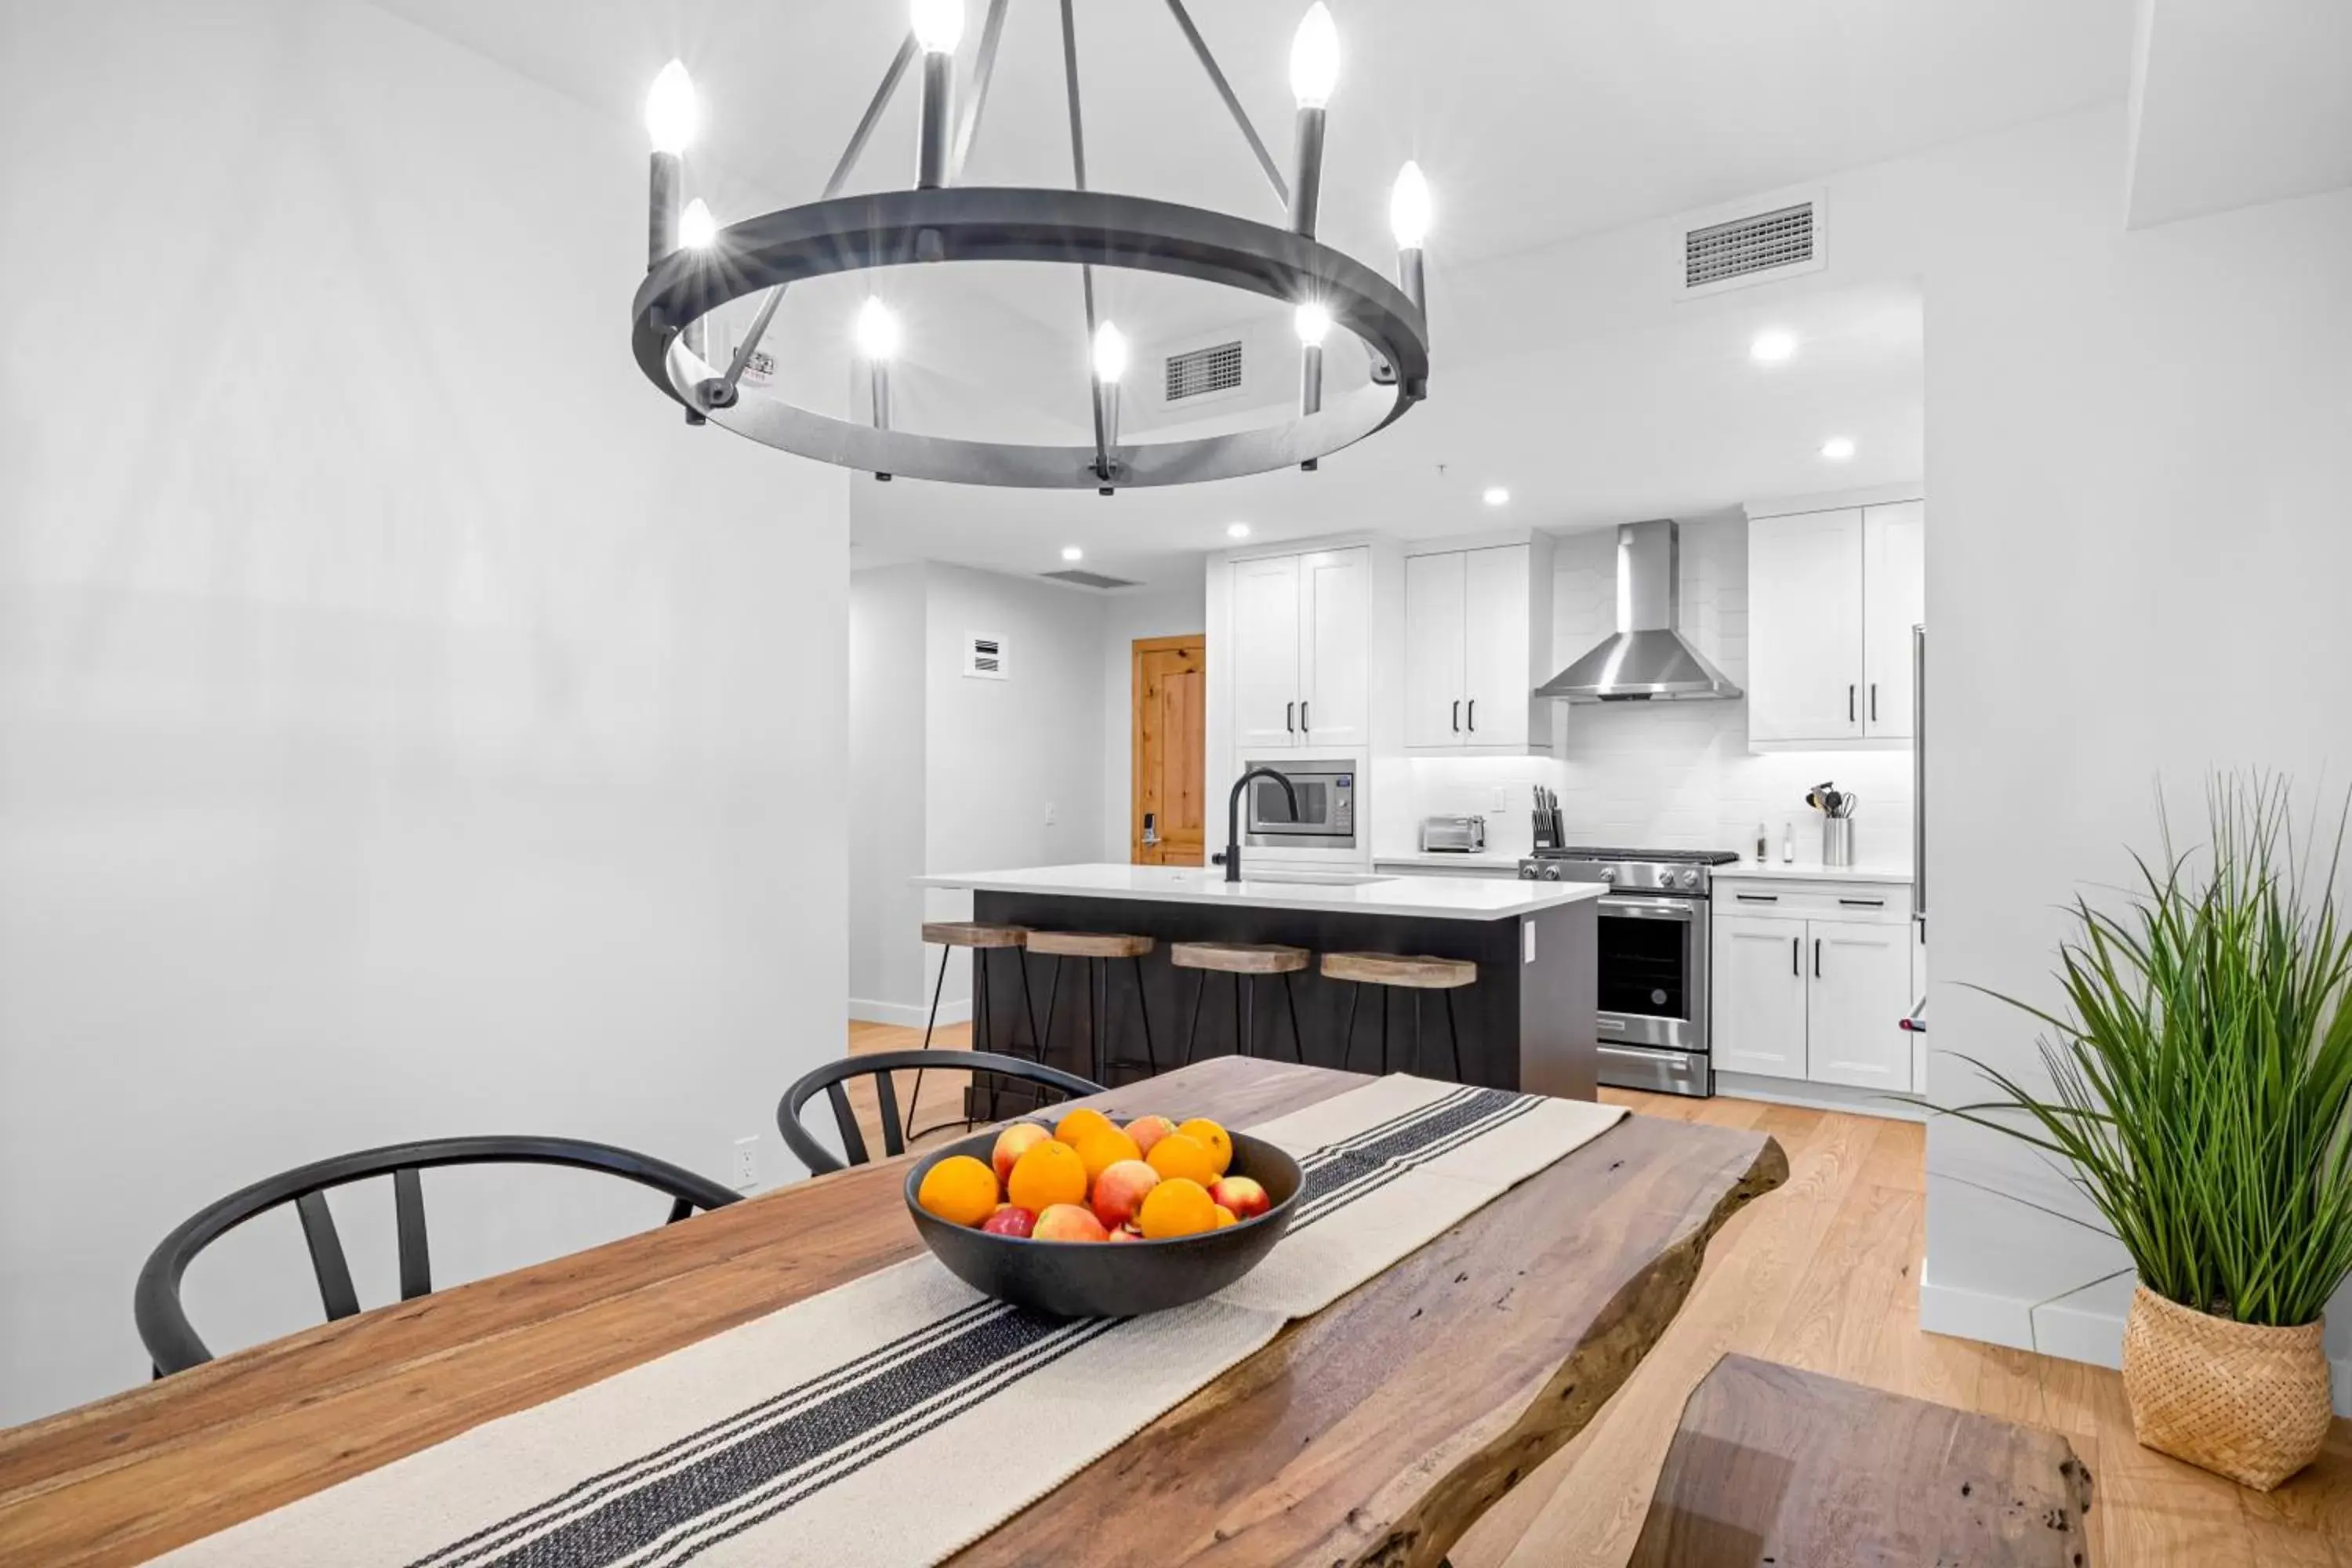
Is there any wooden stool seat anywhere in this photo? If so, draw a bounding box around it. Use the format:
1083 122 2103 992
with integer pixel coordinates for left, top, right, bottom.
1630 1353 2096 1568
1026 930 1154 960
1319 952 1475 989
920 921 1029 949
1171 942 1309 975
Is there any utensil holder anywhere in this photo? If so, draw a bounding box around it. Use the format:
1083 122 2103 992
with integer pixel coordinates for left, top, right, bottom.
1822 816 1854 866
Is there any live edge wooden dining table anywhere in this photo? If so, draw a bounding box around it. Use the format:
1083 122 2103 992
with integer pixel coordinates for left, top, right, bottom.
0 1058 1787 1568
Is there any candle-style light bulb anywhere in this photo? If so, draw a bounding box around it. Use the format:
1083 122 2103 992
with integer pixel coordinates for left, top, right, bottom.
1288 4 1339 108
1293 301 1332 347
1091 321 1129 383
855 296 902 361
678 198 716 249
911 0 965 54
644 60 698 154
1389 161 1431 249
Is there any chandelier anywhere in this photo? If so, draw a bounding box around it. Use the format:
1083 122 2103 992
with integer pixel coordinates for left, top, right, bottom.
628 0 1432 493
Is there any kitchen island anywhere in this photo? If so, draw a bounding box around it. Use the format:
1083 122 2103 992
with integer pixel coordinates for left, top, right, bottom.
914 864 1606 1099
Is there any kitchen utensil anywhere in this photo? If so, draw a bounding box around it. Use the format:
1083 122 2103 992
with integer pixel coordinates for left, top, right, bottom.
905 1124 1302 1317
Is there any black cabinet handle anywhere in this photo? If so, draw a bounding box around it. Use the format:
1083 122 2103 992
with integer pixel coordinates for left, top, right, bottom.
1285 700 1295 733
1814 938 1823 978
1736 892 1780 903
1838 897 1886 908
1791 937 1799 976
1870 682 1878 722
1301 700 1310 733
1466 698 1476 731
1849 684 1856 723
1451 699 1461 732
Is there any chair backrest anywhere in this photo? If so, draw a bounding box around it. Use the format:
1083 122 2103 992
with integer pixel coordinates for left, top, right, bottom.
777 1051 1105 1176
136 1136 742 1375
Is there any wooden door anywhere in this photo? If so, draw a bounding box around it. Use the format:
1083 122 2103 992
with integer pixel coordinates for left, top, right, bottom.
1710 913 1809 1080
1230 555 1301 750
1861 500 1924 739
1806 917 1915 1090
1748 509 1864 743
1297 547 1370 747
1403 550 1467 749
1132 635 1207 865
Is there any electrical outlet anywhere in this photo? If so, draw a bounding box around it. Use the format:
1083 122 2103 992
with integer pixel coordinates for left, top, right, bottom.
730 1136 759 1191
1493 786 1514 811
1043 800 1059 827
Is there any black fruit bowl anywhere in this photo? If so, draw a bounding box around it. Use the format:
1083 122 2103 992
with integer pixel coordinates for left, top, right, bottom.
903 1124 1303 1318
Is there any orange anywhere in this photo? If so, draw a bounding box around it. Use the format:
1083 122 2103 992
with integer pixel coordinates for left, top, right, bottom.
1138 1178 1218 1240
1054 1107 1116 1147
916 1155 1000 1228
1145 1131 1217 1187
1073 1128 1142 1185
1176 1118 1233 1177
1007 1139 1087 1214
1212 1205 1237 1229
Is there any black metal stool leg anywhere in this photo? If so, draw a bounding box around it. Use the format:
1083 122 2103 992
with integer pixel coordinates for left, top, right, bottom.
1016 949 1041 1064
1086 958 1103 1085
1283 971 1305 1064
1412 990 1425 1076
975 951 998 1120
1342 982 1363 1072
1380 986 1392 1073
1041 955 1064 1070
1242 975 1257 1060
906 941 954 1137
1131 955 1158 1076
1443 988 1464 1082
1182 968 1208 1065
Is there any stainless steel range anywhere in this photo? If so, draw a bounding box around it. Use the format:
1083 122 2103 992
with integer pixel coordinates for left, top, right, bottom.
1517 846 1739 1098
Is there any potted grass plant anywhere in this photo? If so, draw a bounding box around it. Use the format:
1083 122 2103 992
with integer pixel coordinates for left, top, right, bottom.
1952 775 2350 1490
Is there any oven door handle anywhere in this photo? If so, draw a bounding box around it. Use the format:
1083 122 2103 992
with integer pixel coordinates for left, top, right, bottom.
1601 896 1697 920
1599 1044 1696 1076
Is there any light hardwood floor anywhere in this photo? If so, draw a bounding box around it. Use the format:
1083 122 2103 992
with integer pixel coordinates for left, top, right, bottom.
839 1022 2352 1565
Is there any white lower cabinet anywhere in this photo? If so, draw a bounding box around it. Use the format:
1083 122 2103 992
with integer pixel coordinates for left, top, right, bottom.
1712 884 1915 1092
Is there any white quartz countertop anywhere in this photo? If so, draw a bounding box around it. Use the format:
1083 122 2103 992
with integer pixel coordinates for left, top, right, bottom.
1715 861 1915 885
913 863 1606 920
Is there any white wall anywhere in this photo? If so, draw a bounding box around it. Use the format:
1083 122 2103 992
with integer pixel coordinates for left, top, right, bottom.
0 0 851 1424
848 566 928 1020
1098 572 1209 862
1399 514 1915 866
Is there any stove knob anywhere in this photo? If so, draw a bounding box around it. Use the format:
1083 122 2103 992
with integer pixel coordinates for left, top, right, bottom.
1599 866 1617 884
1519 862 1537 880
1681 869 1700 889
1542 864 1563 881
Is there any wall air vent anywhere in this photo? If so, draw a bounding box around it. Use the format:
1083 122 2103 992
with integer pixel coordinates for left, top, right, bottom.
1675 188 1826 297
962 635 1006 680
1163 339 1243 402
1041 568 1139 590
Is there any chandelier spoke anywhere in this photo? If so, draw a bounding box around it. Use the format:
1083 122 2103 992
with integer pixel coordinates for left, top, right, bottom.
950 0 1013 183
1160 0 1289 210
1055 0 1116 488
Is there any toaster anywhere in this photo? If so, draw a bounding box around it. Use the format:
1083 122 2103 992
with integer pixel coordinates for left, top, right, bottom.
1419 815 1487 853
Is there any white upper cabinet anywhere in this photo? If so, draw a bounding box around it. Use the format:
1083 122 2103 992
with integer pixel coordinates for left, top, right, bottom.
1403 539 1554 753
1231 554 1303 750
1747 499 1923 748
1298 548 1369 747
1861 501 1924 739
1228 546 1367 753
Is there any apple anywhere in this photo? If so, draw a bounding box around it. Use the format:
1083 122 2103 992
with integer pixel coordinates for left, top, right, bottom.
991 1122 1051 1188
1105 1225 1144 1243
1090 1159 1161 1231
1032 1203 1110 1243
981 1205 1036 1238
1208 1174 1270 1221
1124 1115 1178 1158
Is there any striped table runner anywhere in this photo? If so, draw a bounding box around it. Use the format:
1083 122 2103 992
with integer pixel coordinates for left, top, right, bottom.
152 1078 1624 1568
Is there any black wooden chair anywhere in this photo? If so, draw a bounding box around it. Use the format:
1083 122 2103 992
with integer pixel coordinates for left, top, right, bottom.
135 1136 741 1376
778 1050 1104 1176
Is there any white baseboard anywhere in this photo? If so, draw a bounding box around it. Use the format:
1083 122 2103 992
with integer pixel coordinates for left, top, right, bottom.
1916 1268 2352 1417
848 996 970 1030
1714 1071 1929 1123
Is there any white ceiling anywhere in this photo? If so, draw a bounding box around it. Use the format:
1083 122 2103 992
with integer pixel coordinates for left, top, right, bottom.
373 0 2125 585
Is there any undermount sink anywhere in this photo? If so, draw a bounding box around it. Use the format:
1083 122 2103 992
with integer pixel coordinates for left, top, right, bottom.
1236 871 1396 887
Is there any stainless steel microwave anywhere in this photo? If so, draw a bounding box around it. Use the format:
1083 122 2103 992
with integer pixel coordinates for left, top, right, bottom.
1242 759 1357 848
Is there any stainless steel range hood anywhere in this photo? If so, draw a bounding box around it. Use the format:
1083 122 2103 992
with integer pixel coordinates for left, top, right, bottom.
1537 519 1741 702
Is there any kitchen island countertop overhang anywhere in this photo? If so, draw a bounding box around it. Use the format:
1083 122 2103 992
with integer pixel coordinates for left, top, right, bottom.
914 863 1608 920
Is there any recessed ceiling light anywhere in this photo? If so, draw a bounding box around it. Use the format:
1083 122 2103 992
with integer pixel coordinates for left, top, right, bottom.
1820 436 1856 461
1225 522 1251 539
1482 486 1510 506
1061 546 1083 561
1750 329 1797 364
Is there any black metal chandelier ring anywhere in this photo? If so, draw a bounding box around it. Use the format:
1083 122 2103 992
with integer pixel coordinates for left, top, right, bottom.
629 186 1430 490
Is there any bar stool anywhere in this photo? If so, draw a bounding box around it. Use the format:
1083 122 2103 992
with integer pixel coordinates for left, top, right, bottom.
1172 942 1308 1065
1320 952 1474 1080
912 921 1039 1132
1026 931 1159 1087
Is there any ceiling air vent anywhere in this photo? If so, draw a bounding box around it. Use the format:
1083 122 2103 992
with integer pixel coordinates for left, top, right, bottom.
1041 568 1139 590
962 634 1006 680
1676 189 1826 296
1164 339 1243 402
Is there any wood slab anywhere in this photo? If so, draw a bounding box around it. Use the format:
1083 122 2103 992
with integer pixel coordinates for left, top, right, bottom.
0 1059 1783 1568
1170 941 1311 974
1321 951 1478 989
921 920 1030 949
1629 1352 2097 1568
1026 930 1156 959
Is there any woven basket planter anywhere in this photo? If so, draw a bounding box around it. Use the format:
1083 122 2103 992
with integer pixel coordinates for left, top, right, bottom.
2122 1284 2332 1490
